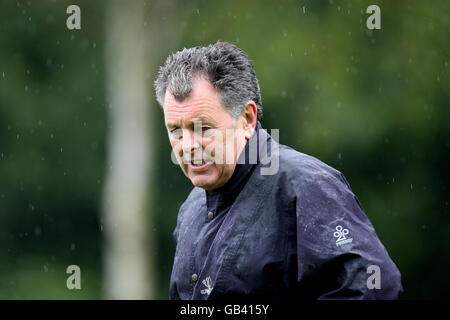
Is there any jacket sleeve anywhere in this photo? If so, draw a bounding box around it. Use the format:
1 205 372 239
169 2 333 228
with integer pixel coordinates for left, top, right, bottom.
169 191 194 300
294 169 403 299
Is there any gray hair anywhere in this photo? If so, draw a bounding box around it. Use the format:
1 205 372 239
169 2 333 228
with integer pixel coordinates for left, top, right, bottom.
154 41 262 120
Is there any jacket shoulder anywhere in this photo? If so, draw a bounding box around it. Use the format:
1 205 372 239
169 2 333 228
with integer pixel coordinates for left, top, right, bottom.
173 187 204 243
177 187 204 219
277 144 346 188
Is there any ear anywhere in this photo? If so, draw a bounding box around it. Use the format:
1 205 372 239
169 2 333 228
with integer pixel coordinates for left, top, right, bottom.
241 100 258 140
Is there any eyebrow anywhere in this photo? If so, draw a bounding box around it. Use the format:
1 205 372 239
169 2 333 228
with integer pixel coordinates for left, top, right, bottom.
166 117 216 129
166 122 178 129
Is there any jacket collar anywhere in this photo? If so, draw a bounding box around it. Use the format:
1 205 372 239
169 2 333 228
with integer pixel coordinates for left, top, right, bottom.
205 120 268 212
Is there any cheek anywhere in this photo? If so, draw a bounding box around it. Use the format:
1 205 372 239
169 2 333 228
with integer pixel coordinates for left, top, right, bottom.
169 139 182 154
205 133 238 164
169 140 186 167
201 137 216 158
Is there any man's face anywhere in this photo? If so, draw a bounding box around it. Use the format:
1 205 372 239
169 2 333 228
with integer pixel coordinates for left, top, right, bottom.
163 76 248 191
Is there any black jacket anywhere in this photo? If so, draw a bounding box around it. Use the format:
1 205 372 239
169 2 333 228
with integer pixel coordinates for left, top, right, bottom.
170 121 403 299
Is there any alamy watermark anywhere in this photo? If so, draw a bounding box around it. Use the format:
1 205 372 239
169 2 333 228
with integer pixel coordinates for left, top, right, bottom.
367 264 381 289
168 122 280 176
66 4 379 31
366 5 381 30
66 265 81 290
66 5 81 30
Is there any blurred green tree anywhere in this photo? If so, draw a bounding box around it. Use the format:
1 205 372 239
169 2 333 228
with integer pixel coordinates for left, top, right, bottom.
0 0 448 299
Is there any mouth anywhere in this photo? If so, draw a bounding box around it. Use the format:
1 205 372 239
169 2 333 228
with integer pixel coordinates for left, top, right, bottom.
188 159 213 171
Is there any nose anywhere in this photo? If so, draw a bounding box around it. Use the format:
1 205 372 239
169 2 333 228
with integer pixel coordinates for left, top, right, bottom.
181 129 202 155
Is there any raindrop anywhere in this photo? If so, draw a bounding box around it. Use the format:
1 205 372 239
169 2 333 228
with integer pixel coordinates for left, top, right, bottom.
2 72 5 79
43 265 48 272
70 243 76 251
303 6 305 14
50 133 54 139
338 153 342 159
34 225 41 236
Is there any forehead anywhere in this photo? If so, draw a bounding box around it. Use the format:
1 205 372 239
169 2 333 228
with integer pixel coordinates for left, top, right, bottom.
163 77 227 126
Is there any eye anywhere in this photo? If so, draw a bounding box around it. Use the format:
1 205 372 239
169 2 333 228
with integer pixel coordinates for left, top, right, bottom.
202 127 216 138
169 128 182 137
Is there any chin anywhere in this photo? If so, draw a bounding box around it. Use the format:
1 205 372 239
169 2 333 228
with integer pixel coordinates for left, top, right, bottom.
191 177 216 190
186 166 218 190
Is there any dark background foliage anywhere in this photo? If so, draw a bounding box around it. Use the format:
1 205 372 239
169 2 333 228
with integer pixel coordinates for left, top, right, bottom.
0 0 448 299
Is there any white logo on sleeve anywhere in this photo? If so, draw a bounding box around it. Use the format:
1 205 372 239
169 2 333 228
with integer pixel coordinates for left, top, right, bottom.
333 225 353 246
200 276 213 295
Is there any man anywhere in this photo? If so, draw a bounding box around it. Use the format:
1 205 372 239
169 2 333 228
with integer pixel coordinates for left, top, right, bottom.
154 41 403 299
